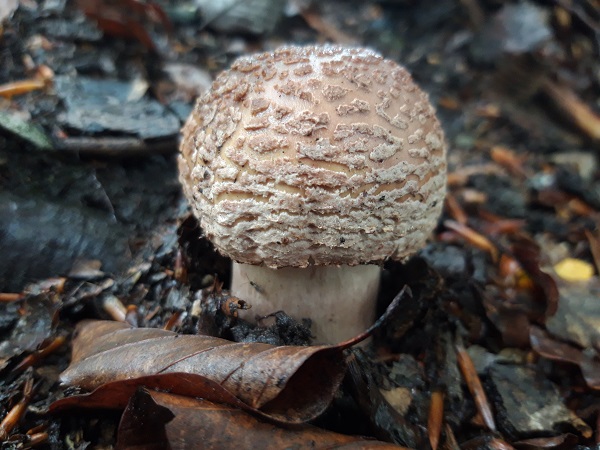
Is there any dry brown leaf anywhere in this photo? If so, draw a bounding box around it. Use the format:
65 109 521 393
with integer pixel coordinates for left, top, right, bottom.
57 320 347 423
116 389 408 450
54 288 408 425
50 373 252 415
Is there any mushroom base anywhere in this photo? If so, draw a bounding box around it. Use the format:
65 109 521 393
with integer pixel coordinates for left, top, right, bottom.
231 262 381 344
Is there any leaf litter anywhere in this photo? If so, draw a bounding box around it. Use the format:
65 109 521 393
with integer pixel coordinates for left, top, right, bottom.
1 0 600 448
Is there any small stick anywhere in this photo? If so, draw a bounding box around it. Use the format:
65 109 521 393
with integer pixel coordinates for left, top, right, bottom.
0 79 46 98
163 311 184 331
0 378 35 440
445 193 468 225
54 136 176 157
102 295 127 322
427 388 445 450
444 220 499 262
0 293 24 302
456 341 497 432
12 336 66 374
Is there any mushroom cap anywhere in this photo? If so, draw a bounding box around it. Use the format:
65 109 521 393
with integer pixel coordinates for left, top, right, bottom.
179 45 447 268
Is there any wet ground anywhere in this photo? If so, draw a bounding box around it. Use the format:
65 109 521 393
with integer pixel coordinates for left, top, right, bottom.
1 0 600 448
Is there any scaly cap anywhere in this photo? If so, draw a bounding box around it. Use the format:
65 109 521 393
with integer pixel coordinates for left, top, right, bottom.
179 45 447 268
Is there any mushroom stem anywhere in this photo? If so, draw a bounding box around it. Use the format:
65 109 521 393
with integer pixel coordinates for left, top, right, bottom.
231 262 381 344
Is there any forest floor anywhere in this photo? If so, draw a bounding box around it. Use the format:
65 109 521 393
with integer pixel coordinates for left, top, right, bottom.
1 0 600 448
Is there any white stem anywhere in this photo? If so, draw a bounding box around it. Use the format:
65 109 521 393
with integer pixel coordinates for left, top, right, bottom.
231 262 381 344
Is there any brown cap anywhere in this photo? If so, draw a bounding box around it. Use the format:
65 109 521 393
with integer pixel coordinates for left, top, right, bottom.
179 45 447 268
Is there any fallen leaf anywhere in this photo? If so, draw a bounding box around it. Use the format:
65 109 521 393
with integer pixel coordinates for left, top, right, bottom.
57 320 346 423
511 237 559 319
529 325 600 390
461 435 517 449
513 433 578 449
585 229 600 275
54 288 409 425
51 373 264 418
116 389 408 449
482 287 533 348
553 258 594 282
75 0 171 51
0 295 57 370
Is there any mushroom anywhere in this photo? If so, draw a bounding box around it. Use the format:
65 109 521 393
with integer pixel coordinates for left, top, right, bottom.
179 45 447 343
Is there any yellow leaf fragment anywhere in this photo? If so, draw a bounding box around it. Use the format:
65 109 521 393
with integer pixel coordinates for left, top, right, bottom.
554 258 594 282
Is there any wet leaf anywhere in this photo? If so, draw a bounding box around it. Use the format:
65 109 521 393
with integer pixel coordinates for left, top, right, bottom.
513 433 578 449
0 295 56 370
116 389 407 450
51 373 259 417
511 237 559 319
57 320 347 423
461 435 517 450
585 229 600 275
482 287 532 348
529 326 600 389
56 285 409 423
